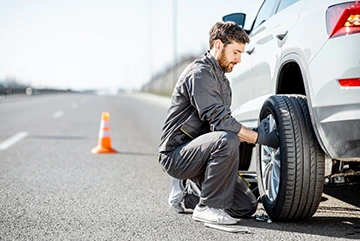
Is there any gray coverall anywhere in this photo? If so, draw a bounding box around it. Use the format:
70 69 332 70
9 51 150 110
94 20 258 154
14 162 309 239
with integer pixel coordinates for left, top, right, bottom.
159 51 257 217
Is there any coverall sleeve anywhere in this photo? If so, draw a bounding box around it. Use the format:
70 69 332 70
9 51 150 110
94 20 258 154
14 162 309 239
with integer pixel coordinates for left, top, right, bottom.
187 67 242 134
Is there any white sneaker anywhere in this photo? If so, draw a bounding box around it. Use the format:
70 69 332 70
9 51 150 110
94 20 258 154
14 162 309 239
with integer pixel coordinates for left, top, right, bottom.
168 178 185 213
192 205 239 225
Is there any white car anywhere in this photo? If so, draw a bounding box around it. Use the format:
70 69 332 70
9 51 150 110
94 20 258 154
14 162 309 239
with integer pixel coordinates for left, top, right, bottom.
223 0 360 221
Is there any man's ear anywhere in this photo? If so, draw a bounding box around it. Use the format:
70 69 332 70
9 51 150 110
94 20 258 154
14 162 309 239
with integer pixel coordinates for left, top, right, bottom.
214 39 223 51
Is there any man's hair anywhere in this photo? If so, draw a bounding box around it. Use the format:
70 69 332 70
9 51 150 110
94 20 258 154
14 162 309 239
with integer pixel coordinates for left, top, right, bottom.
209 21 250 49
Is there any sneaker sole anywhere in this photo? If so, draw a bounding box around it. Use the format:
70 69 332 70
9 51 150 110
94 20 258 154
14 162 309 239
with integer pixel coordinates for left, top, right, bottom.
192 215 237 225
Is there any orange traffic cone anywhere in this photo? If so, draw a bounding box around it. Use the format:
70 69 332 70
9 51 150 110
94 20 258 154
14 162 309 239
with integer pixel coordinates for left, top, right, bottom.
91 112 117 154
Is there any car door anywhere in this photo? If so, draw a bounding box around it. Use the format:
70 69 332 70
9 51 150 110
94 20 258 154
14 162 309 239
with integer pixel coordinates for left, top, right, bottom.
250 0 304 121
227 0 281 128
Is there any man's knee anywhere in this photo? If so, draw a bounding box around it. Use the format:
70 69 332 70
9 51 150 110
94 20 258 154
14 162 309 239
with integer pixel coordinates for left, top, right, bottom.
244 189 258 216
248 197 258 216
218 131 240 153
226 196 258 218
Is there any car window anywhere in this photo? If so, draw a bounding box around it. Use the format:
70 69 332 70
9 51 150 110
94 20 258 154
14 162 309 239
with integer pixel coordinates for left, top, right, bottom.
252 0 281 30
276 0 300 13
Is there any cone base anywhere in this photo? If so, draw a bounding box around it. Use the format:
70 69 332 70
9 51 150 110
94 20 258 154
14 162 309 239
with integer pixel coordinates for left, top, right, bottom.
91 145 118 154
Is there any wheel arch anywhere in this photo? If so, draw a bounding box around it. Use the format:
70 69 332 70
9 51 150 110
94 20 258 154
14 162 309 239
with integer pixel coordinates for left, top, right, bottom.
276 60 305 96
274 54 328 156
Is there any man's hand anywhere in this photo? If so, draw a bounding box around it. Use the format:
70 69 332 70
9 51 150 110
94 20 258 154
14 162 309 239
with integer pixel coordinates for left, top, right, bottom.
254 118 280 149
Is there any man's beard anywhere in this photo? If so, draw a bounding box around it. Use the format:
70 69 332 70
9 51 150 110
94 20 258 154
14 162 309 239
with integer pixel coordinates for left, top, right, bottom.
218 49 236 73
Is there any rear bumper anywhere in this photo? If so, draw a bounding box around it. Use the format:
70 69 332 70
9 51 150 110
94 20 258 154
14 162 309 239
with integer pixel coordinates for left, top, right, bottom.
313 104 360 160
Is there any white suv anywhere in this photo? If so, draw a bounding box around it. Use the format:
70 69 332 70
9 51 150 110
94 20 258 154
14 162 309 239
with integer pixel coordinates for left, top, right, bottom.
223 0 360 221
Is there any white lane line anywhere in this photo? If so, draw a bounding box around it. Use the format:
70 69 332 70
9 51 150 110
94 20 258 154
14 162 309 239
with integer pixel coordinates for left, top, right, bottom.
53 110 64 119
0 132 29 151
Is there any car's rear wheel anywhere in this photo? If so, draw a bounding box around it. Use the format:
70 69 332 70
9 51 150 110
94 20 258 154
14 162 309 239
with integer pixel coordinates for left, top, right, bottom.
256 95 325 221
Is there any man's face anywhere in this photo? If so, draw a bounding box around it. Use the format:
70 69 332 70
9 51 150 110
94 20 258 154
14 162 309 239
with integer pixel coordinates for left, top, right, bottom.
217 41 245 73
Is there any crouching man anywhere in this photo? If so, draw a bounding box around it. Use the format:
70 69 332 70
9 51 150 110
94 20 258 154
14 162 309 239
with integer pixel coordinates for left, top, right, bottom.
158 21 280 225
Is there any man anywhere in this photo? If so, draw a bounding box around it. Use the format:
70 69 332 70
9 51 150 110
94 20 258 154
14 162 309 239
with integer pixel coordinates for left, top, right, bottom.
158 21 279 225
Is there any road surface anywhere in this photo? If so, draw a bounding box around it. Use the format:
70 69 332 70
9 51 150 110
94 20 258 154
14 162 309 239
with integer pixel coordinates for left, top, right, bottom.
0 93 359 240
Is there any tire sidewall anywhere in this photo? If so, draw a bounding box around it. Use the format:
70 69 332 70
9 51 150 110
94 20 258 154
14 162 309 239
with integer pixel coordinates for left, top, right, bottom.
256 96 287 219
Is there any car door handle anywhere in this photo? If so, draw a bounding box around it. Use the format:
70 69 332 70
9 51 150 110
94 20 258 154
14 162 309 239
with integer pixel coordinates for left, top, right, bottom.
246 47 255 55
276 31 288 40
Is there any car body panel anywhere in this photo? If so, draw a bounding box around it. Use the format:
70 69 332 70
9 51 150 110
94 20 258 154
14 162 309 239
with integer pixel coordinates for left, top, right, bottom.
227 0 360 159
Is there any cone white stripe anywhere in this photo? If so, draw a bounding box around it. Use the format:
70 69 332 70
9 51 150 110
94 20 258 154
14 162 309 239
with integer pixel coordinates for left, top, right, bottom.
98 130 111 138
100 121 110 129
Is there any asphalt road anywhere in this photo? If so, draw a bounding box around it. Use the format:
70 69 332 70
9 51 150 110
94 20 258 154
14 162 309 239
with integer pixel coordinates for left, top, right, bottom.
0 93 359 241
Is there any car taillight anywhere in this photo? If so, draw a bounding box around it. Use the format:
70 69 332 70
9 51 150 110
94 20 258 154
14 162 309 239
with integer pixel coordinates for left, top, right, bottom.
338 78 360 87
326 2 360 38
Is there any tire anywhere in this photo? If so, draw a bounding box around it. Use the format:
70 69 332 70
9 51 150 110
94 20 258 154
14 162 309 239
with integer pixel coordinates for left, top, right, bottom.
256 95 325 221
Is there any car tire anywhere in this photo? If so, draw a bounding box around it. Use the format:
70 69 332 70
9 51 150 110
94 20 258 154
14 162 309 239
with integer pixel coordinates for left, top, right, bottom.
256 95 325 221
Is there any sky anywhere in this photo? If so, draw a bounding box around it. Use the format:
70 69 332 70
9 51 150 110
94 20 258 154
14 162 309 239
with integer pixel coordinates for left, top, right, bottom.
0 0 263 91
